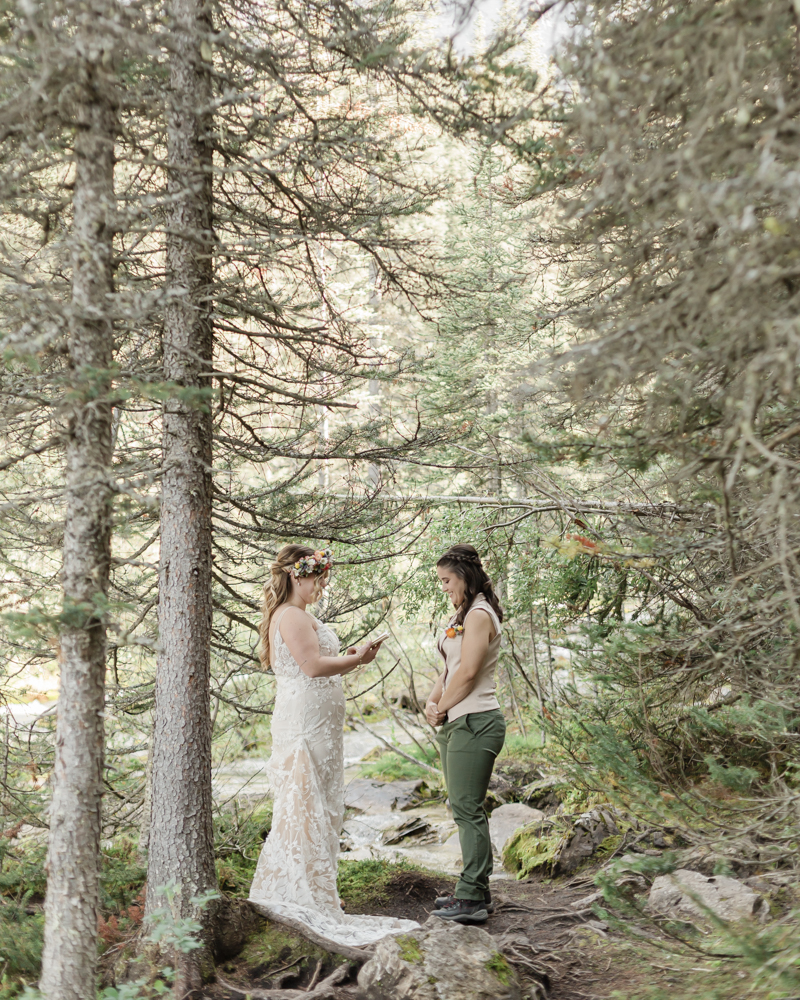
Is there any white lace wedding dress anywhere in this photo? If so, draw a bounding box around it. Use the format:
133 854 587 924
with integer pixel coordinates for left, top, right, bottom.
248 610 418 947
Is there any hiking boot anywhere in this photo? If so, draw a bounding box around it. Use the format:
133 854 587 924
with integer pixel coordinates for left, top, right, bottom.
434 889 495 914
431 897 489 925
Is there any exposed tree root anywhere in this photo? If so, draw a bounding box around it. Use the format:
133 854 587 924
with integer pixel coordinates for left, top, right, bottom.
218 961 352 999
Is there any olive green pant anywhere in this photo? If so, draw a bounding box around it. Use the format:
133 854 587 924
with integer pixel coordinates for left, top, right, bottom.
436 709 506 902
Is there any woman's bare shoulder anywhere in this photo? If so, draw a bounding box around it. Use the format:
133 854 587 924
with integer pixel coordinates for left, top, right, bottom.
273 605 317 635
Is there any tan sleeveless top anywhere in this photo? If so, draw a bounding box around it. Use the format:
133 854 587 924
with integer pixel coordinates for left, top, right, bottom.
437 595 502 722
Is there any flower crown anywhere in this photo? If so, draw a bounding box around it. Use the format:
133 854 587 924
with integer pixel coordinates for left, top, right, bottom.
292 549 333 578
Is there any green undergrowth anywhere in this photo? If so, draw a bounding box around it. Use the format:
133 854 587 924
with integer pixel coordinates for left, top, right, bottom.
337 858 441 910
543 691 800 854
592 914 800 1000
358 743 441 783
498 732 544 761
0 807 274 993
214 804 273 896
0 902 44 998
0 836 146 913
586 934 769 1000
14 883 219 999
98 839 147 913
0 840 47 902
585 851 800 1000
0 836 148 996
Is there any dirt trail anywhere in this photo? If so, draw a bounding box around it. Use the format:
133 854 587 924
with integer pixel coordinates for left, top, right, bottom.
210 870 635 1000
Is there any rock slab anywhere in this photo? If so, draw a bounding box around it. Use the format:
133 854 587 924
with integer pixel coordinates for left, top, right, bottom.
647 869 768 923
357 915 521 1000
489 803 545 855
345 778 423 813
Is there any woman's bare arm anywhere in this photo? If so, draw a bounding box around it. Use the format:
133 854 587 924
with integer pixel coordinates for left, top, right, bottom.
435 609 494 713
277 607 377 677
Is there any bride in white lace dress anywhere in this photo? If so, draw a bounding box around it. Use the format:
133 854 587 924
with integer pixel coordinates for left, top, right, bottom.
249 544 418 947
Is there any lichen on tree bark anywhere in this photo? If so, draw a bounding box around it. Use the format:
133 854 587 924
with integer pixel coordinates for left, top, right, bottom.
40 10 117 998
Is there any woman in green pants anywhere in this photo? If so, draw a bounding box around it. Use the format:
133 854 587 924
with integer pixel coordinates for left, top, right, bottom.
425 543 506 926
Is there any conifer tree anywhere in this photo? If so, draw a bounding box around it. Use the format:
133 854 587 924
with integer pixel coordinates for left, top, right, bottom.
518 0 800 851
143 0 219 990
428 139 537 496
40 6 118 991
0 1 148 994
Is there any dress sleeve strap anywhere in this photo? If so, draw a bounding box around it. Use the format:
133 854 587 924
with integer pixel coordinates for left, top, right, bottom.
273 606 294 642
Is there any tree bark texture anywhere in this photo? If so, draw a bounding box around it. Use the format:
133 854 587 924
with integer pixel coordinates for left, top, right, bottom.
145 0 217 992
40 29 117 1000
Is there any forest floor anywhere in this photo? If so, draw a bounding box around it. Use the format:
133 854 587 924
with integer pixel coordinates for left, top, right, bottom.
207 865 777 1000
5 727 793 999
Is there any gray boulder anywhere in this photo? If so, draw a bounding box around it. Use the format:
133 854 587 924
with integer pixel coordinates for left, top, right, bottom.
557 806 620 873
647 869 769 923
357 915 520 1000
344 778 423 813
489 803 545 855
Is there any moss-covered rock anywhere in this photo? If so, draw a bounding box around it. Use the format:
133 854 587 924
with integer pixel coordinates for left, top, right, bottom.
596 834 623 858
485 951 512 986
358 915 521 999
503 806 632 877
503 825 563 878
396 934 424 965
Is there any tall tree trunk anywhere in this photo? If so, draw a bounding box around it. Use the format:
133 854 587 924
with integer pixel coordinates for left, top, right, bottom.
145 0 217 992
40 20 117 1000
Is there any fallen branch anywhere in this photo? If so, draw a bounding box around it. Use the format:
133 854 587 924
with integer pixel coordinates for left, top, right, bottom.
247 901 374 963
218 960 352 999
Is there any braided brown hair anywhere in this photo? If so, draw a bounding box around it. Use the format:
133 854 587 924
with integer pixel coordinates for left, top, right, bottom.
436 543 504 628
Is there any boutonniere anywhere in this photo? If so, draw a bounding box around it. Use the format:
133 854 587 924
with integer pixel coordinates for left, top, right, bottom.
445 624 464 639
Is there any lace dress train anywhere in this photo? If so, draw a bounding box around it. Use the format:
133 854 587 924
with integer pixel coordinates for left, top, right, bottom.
248 613 418 947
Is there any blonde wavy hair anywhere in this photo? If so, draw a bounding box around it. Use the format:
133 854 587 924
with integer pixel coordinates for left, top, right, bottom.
259 543 319 670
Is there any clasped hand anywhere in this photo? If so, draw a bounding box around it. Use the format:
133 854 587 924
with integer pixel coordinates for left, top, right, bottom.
425 701 446 727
